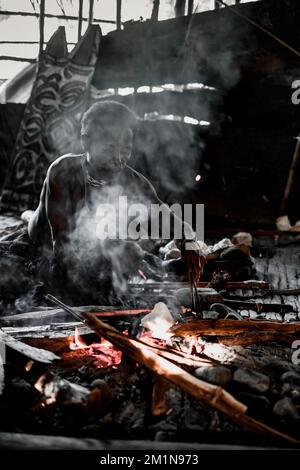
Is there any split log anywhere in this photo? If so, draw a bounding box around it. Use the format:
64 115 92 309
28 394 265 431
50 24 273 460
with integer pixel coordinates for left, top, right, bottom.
79 312 300 445
0 307 151 327
0 433 283 450
0 329 59 364
171 319 300 338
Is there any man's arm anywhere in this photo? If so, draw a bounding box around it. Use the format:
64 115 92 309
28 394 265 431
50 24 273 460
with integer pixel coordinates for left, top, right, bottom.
28 155 75 252
128 166 196 246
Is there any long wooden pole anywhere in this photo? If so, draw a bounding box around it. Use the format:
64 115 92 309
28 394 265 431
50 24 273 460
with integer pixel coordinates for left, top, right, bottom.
151 0 160 21
116 0 122 30
281 135 300 214
39 0 45 62
187 0 194 15
78 0 83 40
88 0 94 25
175 0 186 17
0 10 117 24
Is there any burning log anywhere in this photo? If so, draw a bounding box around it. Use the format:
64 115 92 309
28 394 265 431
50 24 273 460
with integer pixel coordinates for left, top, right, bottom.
171 318 300 338
81 313 300 445
0 329 59 364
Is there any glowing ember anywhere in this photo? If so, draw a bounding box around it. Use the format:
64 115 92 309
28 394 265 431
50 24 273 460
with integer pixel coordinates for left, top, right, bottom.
195 174 202 182
138 269 147 280
69 328 122 368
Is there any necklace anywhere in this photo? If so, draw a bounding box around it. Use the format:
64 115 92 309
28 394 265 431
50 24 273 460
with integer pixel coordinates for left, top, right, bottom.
86 173 108 187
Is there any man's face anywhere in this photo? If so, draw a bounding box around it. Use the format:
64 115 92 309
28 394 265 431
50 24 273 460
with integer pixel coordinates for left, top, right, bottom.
86 126 133 175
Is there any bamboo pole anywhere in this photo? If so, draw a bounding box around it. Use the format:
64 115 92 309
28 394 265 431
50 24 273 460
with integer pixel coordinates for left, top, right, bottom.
116 0 122 30
175 0 186 17
0 56 35 63
151 0 160 21
281 135 300 214
0 10 116 25
89 0 94 25
78 0 83 40
187 0 194 15
39 0 45 62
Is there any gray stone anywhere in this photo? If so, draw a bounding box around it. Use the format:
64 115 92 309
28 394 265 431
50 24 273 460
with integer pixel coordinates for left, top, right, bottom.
238 393 271 415
233 368 270 393
202 310 220 320
281 383 300 403
240 310 249 318
265 312 282 322
90 378 108 389
273 397 299 421
195 366 232 386
281 371 300 385
284 313 298 323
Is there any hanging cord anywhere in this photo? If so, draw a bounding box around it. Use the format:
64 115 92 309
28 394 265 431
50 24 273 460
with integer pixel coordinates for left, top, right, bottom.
215 0 300 59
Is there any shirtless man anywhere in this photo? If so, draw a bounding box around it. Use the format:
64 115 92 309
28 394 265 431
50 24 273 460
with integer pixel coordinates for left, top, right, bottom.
28 100 199 301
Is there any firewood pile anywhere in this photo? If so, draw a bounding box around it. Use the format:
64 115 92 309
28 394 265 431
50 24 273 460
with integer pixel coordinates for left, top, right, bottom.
0 233 300 449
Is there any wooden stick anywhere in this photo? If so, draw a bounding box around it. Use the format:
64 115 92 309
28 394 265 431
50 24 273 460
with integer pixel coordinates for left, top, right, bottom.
151 0 160 21
175 0 186 17
81 312 300 445
39 0 45 63
89 0 94 25
116 0 122 30
0 329 59 364
78 0 83 40
0 56 35 63
0 9 117 24
281 135 300 214
187 0 194 15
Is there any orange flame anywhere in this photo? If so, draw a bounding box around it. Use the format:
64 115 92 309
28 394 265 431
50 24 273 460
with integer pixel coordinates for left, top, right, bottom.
69 327 89 350
69 327 122 368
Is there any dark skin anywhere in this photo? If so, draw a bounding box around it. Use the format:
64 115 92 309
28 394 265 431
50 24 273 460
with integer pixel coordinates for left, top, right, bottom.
28 123 204 283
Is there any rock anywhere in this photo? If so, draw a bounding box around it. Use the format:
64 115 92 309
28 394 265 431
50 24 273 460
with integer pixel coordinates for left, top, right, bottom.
195 366 232 386
281 383 300 403
154 431 177 441
284 312 298 322
233 368 270 393
240 309 250 318
273 397 299 420
281 371 300 385
238 393 271 416
90 378 108 389
276 215 291 231
265 312 282 321
184 405 209 432
232 232 253 247
202 310 220 320
249 310 258 320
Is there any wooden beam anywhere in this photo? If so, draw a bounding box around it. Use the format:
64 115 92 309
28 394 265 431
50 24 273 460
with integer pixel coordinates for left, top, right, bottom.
88 0 94 25
0 10 117 25
151 0 160 21
116 0 122 30
0 56 36 63
175 0 186 17
214 0 221 8
187 0 194 15
78 0 83 40
0 40 76 45
39 0 45 62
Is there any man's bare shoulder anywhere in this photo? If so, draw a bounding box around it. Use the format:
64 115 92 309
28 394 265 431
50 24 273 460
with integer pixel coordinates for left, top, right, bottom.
48 153 85 179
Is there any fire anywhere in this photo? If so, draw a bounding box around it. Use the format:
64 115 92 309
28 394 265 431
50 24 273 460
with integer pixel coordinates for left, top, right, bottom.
69 327 89 350
69 327 122 368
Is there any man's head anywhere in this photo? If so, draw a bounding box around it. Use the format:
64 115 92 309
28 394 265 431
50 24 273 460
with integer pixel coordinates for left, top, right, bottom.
81 100 139 176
